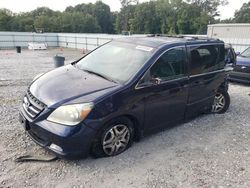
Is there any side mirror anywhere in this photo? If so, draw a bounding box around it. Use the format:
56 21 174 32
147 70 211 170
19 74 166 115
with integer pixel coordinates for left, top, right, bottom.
151 77 162 85
236 52 240 56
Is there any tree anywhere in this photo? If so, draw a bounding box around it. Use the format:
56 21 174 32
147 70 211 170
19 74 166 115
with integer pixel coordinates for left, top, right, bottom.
67 3 94 15
93 1 114 33
65 2 114 33
130 1 161 34
120 0 139 7
234 2 250 23
177 3 201 34
0 9 12 31
29 7 57 18
118 0 138 32
186 0 228 16
115 5 136 33
0 0 228 34
34 16 54 32
10 15 34 31
155 0 184 34
60 12 101 33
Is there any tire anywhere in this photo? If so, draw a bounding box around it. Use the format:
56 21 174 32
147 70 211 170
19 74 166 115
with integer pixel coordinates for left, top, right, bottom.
91 117 134 158
211 89 230 114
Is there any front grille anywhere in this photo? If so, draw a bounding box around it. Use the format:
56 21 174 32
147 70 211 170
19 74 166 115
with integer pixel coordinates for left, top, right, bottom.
234 65 250 74
22 90 46 119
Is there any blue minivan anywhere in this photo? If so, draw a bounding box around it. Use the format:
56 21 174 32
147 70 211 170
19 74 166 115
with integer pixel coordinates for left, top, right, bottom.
19 36 232 158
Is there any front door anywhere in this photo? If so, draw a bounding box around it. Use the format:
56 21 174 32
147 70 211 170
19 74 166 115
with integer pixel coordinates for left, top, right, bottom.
137 47 189 132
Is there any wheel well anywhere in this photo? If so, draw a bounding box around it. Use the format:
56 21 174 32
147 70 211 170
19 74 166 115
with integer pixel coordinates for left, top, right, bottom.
219 80 229 92
123 115 142 141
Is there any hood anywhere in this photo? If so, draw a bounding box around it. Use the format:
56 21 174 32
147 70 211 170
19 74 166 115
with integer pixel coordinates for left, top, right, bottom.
236 56 250 66
30 65 120 107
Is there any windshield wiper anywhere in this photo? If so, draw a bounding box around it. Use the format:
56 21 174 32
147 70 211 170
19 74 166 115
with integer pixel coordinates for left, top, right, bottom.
83 69 118 84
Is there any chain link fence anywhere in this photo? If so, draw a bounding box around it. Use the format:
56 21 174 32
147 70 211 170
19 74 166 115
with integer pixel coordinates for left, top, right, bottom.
0 32 125 51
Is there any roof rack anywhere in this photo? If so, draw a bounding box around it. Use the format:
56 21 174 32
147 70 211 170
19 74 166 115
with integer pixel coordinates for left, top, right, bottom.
147 34 219 42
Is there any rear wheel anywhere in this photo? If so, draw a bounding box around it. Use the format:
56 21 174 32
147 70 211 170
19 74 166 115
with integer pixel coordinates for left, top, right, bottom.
211 90 230 114
91 117 134 158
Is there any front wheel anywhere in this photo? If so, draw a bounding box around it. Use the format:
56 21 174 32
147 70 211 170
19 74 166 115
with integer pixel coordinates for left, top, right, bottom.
211 90 230 114
91 117 134 158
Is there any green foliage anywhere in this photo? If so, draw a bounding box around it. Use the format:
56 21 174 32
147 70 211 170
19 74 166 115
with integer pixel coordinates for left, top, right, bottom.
115 5 136 33
186 0 228 16
234 2 250 23
0 9 12 31
130 2 161 34
0 3 110 33
177 3 201 34
60 12 101 33
92 1 114 33
0 0 241 34
65 2 114 33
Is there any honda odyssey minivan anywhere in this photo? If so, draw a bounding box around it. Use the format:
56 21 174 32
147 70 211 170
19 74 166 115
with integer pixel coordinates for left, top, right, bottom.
19 36 232 158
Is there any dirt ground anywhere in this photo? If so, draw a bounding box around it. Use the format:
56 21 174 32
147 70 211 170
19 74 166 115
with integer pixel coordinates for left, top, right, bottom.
0 48 250 188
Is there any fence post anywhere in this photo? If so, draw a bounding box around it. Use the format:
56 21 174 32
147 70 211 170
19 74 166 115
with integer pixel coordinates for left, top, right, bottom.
97 37 99 46
57 34 59 47
12 34 15 48
45 35 47 47
85 37 88 51
65 36 67 47
75 36 77 49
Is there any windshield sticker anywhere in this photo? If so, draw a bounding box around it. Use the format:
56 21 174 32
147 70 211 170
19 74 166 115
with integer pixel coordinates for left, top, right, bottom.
136 45 153 52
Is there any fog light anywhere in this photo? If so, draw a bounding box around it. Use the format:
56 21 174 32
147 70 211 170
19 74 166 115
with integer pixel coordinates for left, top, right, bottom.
49 143 63 152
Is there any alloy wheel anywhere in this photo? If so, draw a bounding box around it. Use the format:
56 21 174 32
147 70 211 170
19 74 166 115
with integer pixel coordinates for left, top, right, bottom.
102 124 130 156
212 93 226 113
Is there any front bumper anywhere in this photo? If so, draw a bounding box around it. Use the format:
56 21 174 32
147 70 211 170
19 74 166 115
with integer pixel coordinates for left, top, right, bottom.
19 108 97 159
228 71 250 84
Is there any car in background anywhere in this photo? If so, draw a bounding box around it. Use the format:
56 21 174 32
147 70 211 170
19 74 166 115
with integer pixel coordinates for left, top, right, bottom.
229 47 250 84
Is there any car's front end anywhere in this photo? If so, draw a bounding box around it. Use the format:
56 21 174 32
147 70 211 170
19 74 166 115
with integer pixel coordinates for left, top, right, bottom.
18 63 122 158
19 96 97 158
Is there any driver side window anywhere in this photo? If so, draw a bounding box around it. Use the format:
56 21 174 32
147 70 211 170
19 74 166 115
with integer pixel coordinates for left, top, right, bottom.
150 47 187 81
138 47 187 86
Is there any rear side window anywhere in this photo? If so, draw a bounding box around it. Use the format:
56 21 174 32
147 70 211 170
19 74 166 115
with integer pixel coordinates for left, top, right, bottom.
189 45 225 75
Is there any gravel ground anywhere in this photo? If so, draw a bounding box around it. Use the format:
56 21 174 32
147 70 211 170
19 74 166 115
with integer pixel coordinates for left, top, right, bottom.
0 48 250 188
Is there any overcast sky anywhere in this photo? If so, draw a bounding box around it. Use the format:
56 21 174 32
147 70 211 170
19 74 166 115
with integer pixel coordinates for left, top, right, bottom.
0 0 249 19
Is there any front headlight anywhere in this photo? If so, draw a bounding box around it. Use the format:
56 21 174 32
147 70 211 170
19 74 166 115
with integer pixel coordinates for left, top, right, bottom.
47 103 94 126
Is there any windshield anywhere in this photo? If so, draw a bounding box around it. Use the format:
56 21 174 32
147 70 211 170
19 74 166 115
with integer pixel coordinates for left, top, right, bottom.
241 47 250 58
76 41 154 84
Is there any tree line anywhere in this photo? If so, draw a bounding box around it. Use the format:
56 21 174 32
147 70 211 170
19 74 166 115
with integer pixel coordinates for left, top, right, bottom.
0 0 249 35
